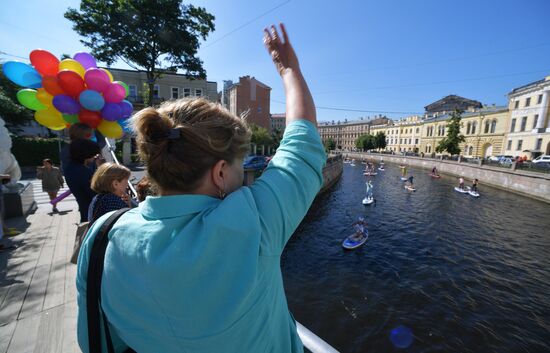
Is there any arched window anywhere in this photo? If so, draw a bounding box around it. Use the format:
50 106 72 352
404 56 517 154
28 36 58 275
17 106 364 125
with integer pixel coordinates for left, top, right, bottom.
471 122 477 134
467 122 471 134
468 146 474 155
490 120 497 133
485 121 490 133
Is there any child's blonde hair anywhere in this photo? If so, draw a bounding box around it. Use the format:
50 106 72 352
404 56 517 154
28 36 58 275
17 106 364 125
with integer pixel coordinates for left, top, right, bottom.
91 163 131 194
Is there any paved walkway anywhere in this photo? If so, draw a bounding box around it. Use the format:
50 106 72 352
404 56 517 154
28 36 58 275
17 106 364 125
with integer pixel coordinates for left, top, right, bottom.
0 180 81 353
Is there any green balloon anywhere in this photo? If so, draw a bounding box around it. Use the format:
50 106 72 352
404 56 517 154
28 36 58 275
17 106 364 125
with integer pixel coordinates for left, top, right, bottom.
62 114 80 124
16 89 46 111
115 81 129 98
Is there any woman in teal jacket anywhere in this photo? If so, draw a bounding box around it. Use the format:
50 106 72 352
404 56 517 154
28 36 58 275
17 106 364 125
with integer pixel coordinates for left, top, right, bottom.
76 23 325 353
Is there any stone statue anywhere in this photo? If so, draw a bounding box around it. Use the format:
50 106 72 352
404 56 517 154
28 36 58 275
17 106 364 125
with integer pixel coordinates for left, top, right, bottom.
0 117 22 186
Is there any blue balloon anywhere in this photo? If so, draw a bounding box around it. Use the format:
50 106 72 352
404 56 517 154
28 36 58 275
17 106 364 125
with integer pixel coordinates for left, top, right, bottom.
101 102 122 121
2 61 42 88
79 89 105 111
119 118 132 133
390 326 413 349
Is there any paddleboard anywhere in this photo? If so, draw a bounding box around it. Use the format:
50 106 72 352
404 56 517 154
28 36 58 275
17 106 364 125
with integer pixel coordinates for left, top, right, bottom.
362 196 374 205
378 167 385 171
364 172 377 176
350 163 356 167
405 185 416 191
400 177 408 181
468 190 480 197
342 230 369 250
454 186 469 193
429 173 441 179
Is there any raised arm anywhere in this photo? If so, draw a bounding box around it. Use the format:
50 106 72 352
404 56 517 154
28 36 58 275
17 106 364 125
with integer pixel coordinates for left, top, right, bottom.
263 24 316 125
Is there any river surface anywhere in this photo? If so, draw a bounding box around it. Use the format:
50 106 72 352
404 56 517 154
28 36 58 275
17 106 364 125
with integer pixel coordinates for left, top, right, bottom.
281 162 550 353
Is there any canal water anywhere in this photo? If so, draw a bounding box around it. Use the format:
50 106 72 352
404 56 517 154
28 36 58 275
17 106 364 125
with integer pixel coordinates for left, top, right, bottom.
281 162 550 352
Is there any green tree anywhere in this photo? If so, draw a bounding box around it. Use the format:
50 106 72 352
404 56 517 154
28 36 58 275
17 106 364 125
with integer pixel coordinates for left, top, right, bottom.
324 137 336 151
356 134 375 151
0 70 33 127
436 110 465 155
65 0 215 105
375 131 387 150
250 124 273 148
270 128 284 151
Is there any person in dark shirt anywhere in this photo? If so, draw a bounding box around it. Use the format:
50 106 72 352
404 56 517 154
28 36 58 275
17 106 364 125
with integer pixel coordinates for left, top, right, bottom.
65 139 101 222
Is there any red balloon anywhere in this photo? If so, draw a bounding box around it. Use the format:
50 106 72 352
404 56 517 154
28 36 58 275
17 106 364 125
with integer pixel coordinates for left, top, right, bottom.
42 76 65 96
30 49 59 77
78 110 102 128
57 70 85 97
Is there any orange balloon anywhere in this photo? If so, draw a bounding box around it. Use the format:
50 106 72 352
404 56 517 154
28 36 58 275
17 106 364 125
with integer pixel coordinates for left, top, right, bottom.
42 76 65 96
30 49 59 77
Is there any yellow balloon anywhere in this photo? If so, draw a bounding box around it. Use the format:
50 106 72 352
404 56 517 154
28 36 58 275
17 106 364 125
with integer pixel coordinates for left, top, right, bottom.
35 108 66 130
36 88 54 106
100 68 114 82
59 59 86 78
97 119 123 139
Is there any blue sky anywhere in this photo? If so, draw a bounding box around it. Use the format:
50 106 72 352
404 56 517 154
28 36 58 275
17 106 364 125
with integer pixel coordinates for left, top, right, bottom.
1 0 550 122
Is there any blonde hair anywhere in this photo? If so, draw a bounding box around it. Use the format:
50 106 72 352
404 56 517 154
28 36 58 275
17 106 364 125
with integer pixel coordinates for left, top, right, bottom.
91 163 131 194
132 98 251 193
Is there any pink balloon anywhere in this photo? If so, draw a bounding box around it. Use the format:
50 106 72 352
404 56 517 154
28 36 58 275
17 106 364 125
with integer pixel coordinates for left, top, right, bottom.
84 68 110 93
73 52 97 70
103 82 126 103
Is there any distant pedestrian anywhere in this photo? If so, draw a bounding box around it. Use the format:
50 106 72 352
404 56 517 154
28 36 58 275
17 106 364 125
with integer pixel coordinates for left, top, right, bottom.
88 163 132 226
36 159 64 213
471 178 479 192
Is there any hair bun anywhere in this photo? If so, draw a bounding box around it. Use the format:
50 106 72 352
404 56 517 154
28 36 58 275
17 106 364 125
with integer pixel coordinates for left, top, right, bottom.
132 107 173 142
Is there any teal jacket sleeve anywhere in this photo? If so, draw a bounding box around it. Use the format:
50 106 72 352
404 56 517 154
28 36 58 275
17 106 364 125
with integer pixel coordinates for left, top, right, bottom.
248 120 326 255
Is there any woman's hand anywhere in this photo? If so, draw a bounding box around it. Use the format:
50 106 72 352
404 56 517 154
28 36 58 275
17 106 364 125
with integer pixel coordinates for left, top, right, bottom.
263 23 300 76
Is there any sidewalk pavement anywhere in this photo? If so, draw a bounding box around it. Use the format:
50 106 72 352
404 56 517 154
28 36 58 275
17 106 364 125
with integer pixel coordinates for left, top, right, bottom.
0 180 81 353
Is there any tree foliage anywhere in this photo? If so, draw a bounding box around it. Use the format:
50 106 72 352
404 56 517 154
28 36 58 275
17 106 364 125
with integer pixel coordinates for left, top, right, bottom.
324 137 336 151
0 70 33 127
250 124 273 147
356 134 376 151
436 110 465 155
65 0 215 105
375 131 387 150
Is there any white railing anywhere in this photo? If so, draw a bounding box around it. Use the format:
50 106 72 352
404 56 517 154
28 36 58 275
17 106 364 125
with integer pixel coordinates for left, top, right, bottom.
296 321 340 353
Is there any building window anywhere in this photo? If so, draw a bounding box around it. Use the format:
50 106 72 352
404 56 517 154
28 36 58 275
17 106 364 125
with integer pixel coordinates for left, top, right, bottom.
484 121 490 133
257 107 262 113
416 128 419 134
195 89 202 97
415 138 419 145
538 94 543 104
171 87 179 99
514 100 519 109
471 121 476 134
183 88 191 97
525 97 531 107
510 118 516 132
153 85 159 98
468 146 473 155
535 138 543 151
128 85 137 98
516 140 523 151
466 122 471 134
507 140 512 150
533 115 539 129
520 116 527 132
490 120 497 133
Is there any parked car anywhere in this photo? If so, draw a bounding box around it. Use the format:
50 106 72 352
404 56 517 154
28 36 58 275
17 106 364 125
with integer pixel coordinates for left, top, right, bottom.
532 155 550 164
242 155 268 170
499 157 514 166
489 155 514 162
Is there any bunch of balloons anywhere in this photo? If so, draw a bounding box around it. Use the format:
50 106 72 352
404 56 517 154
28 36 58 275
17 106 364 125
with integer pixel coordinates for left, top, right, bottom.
2 50 134 138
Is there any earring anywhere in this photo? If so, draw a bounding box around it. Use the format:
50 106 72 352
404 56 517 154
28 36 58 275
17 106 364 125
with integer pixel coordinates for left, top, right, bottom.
218 179 226 200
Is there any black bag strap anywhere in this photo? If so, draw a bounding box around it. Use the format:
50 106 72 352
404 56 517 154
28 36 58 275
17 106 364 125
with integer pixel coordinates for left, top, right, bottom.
86 208 132 353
